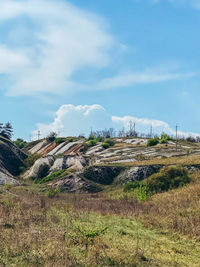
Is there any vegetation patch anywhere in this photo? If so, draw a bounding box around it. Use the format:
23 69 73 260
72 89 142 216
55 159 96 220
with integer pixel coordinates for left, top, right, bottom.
35 169 69 184
124 166 191 198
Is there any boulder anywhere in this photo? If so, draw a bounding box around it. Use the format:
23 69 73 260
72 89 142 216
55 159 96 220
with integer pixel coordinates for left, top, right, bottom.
65 155 87 170
83 166 123 185
50 157 66 172
115 165 163 184
50 173 102 193
28 155 54 179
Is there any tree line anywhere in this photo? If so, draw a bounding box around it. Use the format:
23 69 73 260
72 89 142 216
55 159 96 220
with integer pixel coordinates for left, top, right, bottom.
0 122 13 140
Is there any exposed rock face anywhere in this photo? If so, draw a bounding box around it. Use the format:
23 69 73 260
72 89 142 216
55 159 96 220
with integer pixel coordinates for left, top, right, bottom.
0 171 20 186
50 173 102 193
115 165 163 184
28 140 48 154
28 156 54 179
83 166 123 185
0 136 26 176
65 156 87 170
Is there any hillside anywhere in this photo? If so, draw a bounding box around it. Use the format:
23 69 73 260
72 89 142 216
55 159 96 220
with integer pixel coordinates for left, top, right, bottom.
0 136 200 265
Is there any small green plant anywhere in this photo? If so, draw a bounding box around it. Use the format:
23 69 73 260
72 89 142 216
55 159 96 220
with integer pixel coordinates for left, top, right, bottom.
74 223 107 253
45 188 60 198
135 185 149 201
186 148 190 156
19 166 26 174
147 137 159 147
4 183 12 191
102 142 110 149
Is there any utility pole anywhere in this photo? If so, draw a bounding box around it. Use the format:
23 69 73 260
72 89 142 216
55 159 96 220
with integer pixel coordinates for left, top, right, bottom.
129 121 133 136
29 135 32 142
37 130 41 140
176 124 178 151
150 125 153 138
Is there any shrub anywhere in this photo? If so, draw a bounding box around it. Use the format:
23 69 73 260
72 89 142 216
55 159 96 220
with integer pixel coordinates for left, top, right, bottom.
54 138 66 145
87 139 97 147
88 134 95 141
145 166 190 194
147 137 159 147
14 138 27 149
102 142 110 149
123 166 190 197
45 188 60 198
101 139 115 149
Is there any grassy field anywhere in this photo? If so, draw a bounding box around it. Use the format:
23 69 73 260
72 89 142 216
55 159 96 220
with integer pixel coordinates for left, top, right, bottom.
0 169 200 267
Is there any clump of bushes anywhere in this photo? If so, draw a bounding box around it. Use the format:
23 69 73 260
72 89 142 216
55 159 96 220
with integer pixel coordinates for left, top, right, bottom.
87 139 98 147
160 133 173 144
123 166 191 198
14 138 27 149
102 139 115 149
147 137 159 147
54 137 66 145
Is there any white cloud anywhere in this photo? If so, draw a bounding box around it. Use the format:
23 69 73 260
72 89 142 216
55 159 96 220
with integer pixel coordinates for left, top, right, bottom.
97 71 194 90
33 104 200 138
0 0 113 96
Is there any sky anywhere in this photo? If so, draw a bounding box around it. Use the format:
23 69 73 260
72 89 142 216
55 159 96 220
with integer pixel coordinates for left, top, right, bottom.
0 0 200 140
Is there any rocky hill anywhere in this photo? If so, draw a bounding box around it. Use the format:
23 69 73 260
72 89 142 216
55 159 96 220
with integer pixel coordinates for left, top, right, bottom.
0 136 27 185
19 136 200 192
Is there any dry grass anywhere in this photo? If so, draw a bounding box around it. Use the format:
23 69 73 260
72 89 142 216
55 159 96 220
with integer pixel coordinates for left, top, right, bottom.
98 154 200 167
0 180 200 266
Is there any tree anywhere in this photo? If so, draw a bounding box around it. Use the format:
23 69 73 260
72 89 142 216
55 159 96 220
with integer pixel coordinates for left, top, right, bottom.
0 122 13 140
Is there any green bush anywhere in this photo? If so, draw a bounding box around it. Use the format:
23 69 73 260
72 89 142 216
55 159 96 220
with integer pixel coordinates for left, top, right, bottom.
147 137 159 147
54 138 66 145
102 142 110 149
101 139 115 149
88 134 95 141
87 139 97 147
146 166 190 194
123 166 190 197
14 138 27 149
160 133 173 144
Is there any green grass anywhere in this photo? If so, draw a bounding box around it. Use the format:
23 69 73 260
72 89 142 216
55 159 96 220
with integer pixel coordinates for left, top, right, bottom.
35 169 69 184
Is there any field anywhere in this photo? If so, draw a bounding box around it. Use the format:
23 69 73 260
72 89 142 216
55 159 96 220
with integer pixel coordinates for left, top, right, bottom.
0 169 200 266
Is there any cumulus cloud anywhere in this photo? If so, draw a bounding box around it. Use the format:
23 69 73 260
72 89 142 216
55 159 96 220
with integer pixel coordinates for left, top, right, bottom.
0 0 112 96
33 104 200 139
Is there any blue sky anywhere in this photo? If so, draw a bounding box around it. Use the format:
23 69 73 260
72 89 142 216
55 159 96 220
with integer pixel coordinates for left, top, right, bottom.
0 0 200 139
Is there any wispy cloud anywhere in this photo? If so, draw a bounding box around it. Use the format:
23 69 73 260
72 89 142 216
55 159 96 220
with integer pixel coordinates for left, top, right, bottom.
97 70 194 90
0 0 113 96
